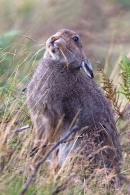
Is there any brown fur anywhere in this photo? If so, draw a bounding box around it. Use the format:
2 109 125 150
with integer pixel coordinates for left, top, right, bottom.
27 29 122 171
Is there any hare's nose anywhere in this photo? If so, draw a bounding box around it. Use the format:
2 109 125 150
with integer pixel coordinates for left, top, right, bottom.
46 35 58 47
46 38 54 48
46 37 56 53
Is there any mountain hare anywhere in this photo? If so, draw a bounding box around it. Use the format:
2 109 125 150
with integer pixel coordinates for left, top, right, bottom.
27 29 122 174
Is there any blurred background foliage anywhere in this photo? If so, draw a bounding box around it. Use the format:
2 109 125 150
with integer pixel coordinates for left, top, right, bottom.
0 0 130 86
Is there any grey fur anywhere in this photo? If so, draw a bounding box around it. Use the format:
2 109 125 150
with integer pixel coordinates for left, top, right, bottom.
27 29 122 170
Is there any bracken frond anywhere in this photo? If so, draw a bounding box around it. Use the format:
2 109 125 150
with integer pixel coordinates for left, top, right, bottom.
96 60 122 117
119 54 130 101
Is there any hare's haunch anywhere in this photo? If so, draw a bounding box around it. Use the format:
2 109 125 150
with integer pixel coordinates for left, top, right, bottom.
27 29 122 171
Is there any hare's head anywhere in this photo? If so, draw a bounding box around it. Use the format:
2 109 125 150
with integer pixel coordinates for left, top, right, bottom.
44 29 94 78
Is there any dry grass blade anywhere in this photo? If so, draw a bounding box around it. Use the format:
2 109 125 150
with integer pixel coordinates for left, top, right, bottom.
20 125 79 195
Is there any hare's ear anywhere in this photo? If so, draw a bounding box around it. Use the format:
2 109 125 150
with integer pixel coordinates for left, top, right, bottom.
81 59 94 78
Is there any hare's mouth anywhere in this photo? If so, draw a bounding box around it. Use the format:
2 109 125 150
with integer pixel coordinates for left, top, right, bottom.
47 42 57 53
46 37 67 59
46 42 61 60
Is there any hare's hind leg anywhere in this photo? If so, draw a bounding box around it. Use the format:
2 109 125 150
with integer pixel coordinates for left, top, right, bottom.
29 115 51 169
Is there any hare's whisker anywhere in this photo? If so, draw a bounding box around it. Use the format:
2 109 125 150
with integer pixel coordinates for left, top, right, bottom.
66 48 80 63
59 48 69 66
29 44 45 49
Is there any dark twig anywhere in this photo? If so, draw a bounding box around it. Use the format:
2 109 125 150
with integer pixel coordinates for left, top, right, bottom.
118 174 130 194
52 177 73 195
30 126 88 157
20 125 79 195
118 173 130 184
8 125 30 136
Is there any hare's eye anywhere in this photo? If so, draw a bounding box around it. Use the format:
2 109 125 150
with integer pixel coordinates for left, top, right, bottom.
72 36 79 42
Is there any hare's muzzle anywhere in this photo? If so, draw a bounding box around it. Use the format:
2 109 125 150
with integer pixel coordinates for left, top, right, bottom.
46 38 56 53
81 60 94 78
46 35 66 53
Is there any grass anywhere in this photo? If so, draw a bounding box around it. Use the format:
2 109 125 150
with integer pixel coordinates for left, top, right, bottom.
0 33 130 195
0 1 130 191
